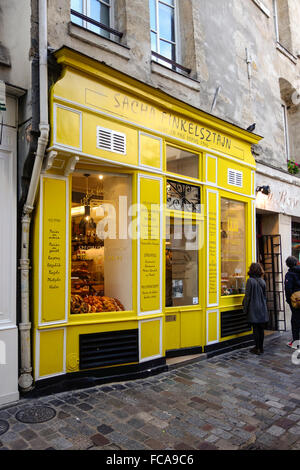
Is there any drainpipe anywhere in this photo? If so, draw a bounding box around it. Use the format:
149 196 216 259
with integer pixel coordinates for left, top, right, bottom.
19 0 49 392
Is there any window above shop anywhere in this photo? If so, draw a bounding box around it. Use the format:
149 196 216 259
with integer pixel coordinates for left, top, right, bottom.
70 0 123 42
149 0 191 76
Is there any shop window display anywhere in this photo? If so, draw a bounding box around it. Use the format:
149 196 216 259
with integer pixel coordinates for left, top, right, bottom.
166 217 199 307
221 198 246 296
71 172 132 314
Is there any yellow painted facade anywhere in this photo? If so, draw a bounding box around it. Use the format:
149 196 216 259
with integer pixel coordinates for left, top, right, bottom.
32 47 262 382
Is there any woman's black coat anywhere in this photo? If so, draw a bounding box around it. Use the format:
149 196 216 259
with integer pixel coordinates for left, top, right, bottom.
243 276 269 324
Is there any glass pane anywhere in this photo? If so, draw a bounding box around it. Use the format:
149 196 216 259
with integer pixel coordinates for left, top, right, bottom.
100 3 110 37
166 217 198 307
71 173 132 314
166 146 199 179
162 0 174 5
221 199 246 296
88 0 101 33
151 31 157 52
101 0 110 4
167 180 201 214
149 0 157 31
71 0 83 26
159 2 175 42
159 40 175 63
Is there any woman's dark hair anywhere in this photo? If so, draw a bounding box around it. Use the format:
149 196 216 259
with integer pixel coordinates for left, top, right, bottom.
286 256 298 269
248 262 264 278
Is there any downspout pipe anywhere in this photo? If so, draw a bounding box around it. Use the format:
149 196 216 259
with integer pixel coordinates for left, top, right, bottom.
19 0 49 392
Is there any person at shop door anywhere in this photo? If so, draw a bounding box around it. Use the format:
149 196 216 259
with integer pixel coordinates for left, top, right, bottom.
243 263 269 355
284 256 300 349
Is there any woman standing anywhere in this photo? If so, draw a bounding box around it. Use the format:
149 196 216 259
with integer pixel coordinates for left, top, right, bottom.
243 263 269 355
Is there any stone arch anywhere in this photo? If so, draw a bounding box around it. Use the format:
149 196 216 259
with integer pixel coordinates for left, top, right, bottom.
279 77 300 163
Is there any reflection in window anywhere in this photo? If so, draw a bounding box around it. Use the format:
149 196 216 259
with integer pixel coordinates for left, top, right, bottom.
71 172 132 314
166 217 198 307
221 199 246 296
150 0 177 68
167 180 201 213
71 0 112 39
166 146 199 179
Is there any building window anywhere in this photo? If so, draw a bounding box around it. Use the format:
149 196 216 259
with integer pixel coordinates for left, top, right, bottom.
281 103 290 161
221 199 246 296
70 172 132 315
150 0 178 69
71 0 115 39
273 0 293 52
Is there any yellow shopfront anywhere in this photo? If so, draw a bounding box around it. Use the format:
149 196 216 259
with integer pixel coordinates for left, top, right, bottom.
32 47 262 387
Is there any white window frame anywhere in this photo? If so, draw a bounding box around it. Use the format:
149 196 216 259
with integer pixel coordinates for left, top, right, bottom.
273 0 280 43
71 0 114 38
281 102 290 160
150 0 180 67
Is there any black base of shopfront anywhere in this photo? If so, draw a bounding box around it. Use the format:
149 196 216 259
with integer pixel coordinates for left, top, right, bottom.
204 334 254 358
22 358 168 398
166 346 203 358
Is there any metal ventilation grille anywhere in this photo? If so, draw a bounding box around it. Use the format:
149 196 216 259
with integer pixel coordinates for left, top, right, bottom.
221 309 251 338
97 127 126 155
79 329 139 370
228 169 243 188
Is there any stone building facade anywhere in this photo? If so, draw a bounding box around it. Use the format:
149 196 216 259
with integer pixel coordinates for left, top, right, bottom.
45 0 300 329
1 0 300 403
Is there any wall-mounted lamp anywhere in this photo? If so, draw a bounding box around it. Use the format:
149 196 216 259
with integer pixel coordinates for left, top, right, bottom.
256 185 271 196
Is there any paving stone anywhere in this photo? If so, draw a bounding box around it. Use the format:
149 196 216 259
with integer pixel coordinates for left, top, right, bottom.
266 425 286 437
91 433 110 447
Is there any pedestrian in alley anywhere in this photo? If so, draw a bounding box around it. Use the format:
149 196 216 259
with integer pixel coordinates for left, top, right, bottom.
284 256 300 349
243 262 269 355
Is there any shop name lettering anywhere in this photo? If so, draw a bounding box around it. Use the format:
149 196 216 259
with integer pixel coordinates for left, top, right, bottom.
114 93 231 149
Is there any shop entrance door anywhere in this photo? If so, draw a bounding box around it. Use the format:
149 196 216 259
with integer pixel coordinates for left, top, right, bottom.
257 234 286 331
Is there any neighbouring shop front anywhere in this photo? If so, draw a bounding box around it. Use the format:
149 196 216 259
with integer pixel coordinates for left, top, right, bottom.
32 47 261 387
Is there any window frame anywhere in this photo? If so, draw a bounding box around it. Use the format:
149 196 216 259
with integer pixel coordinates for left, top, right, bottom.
281 102 290 161
71 0 115 39
150 0 181 69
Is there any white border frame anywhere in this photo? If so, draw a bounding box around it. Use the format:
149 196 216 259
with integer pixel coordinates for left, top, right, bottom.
139 317 163 362
35 327 67 381
137 173 163 316
53 95 257 170
206 189 219 308
206 309 219 345
53 103 82 152
252 199 257 263
138 131 163 171
38 174 69 327
205 154 218 186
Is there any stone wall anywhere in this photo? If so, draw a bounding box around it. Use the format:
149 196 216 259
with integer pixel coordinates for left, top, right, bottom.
46 0 300 170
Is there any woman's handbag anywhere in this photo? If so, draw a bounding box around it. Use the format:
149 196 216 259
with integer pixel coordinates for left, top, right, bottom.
291 291 300 309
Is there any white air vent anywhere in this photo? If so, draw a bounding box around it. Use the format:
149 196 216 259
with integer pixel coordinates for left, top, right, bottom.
228 169 243 188
97 127 126 155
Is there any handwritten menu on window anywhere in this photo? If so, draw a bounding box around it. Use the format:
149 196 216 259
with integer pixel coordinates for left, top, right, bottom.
208 191 218 306
42 178 66 323
139 177 161 313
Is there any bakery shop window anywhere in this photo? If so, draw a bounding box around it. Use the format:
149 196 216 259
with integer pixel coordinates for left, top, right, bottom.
71 172 132 315
221 198 246 296
166 217 199 307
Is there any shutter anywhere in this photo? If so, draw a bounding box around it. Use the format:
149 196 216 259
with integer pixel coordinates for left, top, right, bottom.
228 169 243 188
97 127 126 155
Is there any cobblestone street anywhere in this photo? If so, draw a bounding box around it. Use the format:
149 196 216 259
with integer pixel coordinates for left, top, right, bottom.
1 332 300 451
